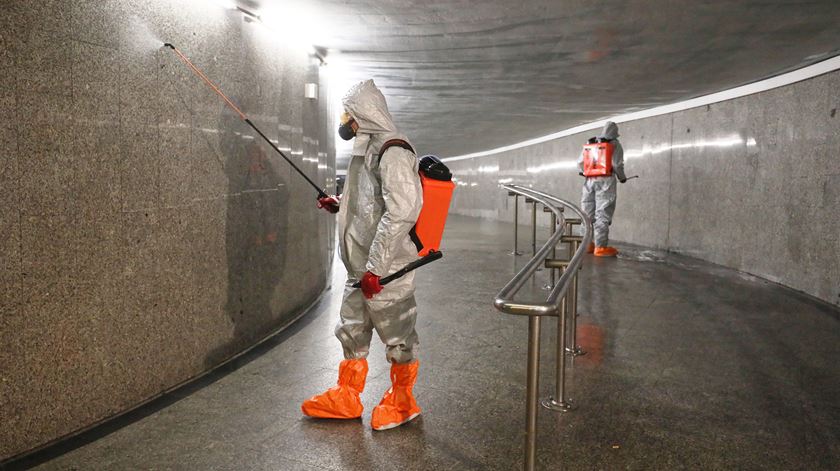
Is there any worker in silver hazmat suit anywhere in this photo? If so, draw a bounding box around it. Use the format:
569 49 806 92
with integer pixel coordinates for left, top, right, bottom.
577 121 627 257
302 79 424 431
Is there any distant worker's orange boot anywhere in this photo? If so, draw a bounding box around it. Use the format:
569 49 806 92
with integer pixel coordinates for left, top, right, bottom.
594 246 618 257
301 359 368 419
371 361 421 430
586 242 595 254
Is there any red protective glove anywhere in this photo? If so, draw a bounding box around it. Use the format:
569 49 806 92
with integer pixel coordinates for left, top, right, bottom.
360 271 383 299
317 195 339 214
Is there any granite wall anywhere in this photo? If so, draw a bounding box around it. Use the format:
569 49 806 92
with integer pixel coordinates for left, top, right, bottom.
0 0 336 461
447 69 839 307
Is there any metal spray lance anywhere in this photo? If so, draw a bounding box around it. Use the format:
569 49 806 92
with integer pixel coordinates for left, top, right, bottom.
162 43 329 200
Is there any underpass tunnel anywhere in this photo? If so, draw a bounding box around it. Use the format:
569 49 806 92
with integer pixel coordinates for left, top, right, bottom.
1 1 839 470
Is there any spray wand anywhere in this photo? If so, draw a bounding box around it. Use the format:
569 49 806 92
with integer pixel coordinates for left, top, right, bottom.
163 43 328 199
350 251 442 288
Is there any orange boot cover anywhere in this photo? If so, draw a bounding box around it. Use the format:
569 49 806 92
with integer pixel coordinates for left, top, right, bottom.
594 246 618 257
301 359 368 419
586 242 595 254
371 361 421 431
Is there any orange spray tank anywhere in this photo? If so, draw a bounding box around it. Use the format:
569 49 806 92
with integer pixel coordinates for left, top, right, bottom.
378 140 455 257
582 141 614 177
413 155 455 256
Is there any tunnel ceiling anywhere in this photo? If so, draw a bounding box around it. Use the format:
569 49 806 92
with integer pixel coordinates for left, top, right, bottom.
256 0 840 167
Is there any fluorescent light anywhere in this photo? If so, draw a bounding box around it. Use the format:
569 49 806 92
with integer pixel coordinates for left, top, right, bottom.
526 160 577 174
211 0 237 9
623 135 746 160
256 3 327 52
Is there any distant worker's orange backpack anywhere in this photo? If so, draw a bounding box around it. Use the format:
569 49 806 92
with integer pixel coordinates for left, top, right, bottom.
582 140 614 177
379 140 455 257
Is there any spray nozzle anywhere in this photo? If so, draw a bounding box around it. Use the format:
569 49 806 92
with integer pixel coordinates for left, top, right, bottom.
163 43 175 49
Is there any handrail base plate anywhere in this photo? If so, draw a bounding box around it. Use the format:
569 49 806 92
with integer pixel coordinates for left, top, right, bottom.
565 346 587 357
540 396 575 412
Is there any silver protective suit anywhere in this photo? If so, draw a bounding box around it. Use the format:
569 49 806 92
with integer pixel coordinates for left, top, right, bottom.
335 80 423 364
578 121 626 247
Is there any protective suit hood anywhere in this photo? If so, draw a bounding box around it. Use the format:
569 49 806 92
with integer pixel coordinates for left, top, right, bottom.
342 80 397 135
599 121 619 140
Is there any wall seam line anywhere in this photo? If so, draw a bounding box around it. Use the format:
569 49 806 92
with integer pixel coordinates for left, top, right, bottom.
665 114 674 248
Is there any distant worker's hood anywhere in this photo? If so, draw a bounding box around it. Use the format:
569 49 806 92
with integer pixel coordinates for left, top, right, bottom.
599 121 619 140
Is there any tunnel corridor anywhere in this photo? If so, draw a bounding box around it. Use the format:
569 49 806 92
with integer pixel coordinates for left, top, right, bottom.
2 1 839 469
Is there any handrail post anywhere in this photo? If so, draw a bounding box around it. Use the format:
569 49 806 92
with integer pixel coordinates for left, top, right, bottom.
530 200 537 256
550 213 557 287
524 315 541 471
567 239 585 357
541 292 574 412
542 211 559 291
510 192 522 256
561 220 585 358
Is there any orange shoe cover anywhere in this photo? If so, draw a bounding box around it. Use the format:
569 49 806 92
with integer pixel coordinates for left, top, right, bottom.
594 246 618 257
371 361 421 431
586 242 595 254
301 359 368 419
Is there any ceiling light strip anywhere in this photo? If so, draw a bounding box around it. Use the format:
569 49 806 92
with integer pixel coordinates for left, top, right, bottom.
441 54 840 162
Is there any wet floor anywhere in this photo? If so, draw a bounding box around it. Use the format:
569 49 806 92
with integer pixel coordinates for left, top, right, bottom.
25 215 840 470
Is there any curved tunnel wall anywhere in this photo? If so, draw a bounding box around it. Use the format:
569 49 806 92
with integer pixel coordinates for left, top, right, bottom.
0 2 335 461
446 67 839 307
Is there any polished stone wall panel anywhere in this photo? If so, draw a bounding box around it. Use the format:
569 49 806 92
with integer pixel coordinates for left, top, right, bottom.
0 0 335 461
607 115 672 248
0 91 19 301
448 69 839 307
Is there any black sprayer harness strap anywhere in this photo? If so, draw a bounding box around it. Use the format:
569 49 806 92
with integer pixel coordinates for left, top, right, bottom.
378 139 415 162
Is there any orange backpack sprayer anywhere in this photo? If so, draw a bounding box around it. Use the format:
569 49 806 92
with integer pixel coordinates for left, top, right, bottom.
352 140 455 288
377 140 455 256
415 164 455 256
582 140 615 177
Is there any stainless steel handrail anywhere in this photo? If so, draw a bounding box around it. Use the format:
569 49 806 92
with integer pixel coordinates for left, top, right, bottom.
495 184 592 471
508 192 523 256
495 185 592 316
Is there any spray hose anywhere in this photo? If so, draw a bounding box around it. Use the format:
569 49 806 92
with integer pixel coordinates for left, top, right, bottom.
163 43 328 199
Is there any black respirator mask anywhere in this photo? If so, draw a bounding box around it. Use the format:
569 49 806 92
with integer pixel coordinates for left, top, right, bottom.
338 112 358 141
